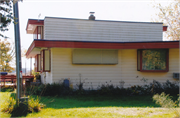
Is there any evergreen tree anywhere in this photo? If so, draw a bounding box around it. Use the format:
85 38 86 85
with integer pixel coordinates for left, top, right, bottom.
0 0 13 38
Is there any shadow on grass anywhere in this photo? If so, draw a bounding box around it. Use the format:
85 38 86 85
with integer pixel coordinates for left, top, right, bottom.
10 102 28 117
39 95 161 109
9 93 29 117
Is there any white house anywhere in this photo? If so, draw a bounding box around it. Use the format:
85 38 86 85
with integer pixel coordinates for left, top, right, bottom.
25 13 179 89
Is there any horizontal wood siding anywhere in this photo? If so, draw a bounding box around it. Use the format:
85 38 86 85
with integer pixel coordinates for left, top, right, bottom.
51 48 122 89
51 48 179 89
44 17 163 42
45 72 52 84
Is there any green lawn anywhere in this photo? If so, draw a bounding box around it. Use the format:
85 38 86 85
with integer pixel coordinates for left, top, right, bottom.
0 91 179 118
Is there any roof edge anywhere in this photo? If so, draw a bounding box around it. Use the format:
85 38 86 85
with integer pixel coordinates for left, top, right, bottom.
45 16 163 24
34 39 179 43
26 39 179 58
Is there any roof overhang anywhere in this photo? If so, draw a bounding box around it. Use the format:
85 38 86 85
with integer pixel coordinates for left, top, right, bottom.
26 40 179 58
26 19 44 34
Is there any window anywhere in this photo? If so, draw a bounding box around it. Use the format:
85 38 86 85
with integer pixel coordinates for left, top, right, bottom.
35 54 41 72
137 49 169 72
72 49 118 64
33 26 44 39
40 49 51 72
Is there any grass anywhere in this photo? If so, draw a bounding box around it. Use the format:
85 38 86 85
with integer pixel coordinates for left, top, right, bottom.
0 91 179 118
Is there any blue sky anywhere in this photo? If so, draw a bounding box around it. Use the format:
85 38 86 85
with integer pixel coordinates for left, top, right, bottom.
2 0 172 69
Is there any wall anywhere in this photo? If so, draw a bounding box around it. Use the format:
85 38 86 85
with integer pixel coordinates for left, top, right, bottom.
51 48 122 89
44 17 163 42
50 48 179 89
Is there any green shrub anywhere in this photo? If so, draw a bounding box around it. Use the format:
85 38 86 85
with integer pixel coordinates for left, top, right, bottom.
153 92 180 117
26 84 46 96
153 92 177 108
150 80 164 94
163 80 179 95
98 84 114 95
26 80 179 97
28 96 45 112
1 94 45 116
26 83 73 96
1 86 14 92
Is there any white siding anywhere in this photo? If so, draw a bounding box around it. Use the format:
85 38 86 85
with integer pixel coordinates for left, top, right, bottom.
50 48 179 89
41 72 52 84
51 48 122 89
45 72 52 84
44 17 163 42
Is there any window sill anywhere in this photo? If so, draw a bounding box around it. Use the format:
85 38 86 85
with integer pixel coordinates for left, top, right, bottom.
140 70 168 72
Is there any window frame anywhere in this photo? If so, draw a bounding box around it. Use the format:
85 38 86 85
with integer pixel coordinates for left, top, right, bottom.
137 49 169 72
35 54 41 72
33 26 44 40
40 49 51 72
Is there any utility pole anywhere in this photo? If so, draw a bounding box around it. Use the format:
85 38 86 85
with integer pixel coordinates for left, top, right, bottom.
13 0 22 104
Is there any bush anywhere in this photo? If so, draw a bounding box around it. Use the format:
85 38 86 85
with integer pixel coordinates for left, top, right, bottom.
163 80 179 95
1 86 14 92
26 84 45 95
150 80 179 95
97 84 115 95
26 80 179 97
28 96 45 112
26 83 73 96
1 94 45 116
153 92 180 117
150 80 164 94
153 92 177 108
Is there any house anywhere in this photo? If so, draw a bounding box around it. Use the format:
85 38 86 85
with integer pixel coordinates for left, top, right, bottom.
25 13 179 89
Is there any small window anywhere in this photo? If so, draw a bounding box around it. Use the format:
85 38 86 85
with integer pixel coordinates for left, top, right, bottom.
137 49 169 72
33 26 44 39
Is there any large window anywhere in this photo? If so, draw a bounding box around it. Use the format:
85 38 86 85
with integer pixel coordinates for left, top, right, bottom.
72 49 118 64
137 49 169 72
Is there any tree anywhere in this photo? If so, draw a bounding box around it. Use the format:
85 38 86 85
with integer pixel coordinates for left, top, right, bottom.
153 0 180 40
0 39 15 72
0 0 13 38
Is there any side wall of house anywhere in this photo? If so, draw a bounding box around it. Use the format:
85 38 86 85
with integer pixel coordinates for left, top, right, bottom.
44 17 163 42
50 48 179 89
51 48 122 89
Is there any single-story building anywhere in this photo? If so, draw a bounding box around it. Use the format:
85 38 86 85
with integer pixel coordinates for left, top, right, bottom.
26 13 179 89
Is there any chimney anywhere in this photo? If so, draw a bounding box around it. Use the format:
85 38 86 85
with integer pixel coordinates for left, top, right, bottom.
89 12 95 20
